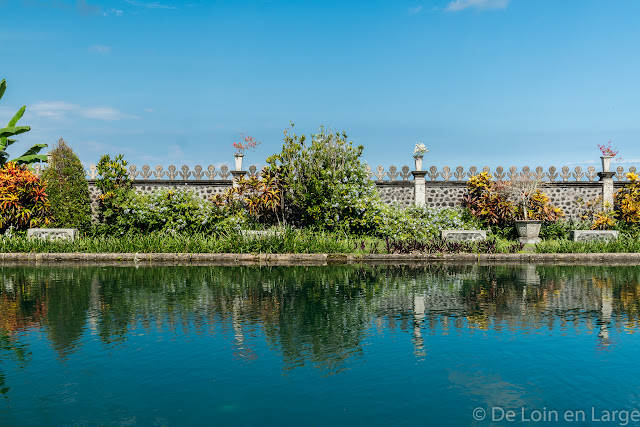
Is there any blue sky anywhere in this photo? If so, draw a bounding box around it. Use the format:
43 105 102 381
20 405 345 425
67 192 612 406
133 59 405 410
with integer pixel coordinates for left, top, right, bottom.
1 0 639 171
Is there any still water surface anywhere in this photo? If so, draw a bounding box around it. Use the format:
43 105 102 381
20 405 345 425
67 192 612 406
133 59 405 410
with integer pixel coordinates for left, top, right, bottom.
1 264 640 426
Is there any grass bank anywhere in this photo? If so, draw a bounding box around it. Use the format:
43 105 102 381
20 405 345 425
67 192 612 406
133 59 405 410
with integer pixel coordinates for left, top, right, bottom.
0 230 523 254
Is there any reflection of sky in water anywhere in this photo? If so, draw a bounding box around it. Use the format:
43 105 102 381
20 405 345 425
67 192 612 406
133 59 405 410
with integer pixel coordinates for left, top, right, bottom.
1 264 640 425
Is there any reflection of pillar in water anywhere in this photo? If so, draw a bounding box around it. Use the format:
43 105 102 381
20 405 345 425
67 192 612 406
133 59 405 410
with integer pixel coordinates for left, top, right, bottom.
521 285 527 316
520 264 540 286
598 285 613 344
232 297 245 348
412 294 426 357
231 297 257 360
88 274 100 334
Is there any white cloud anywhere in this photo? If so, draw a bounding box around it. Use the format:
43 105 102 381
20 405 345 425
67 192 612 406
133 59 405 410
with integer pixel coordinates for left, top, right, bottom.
103 8 124 16
30 101 78 120
125 0 177 9
144 108 155 113
82 107 138 120
30 101 138 121
88 45 111 54
408 6 423 15
445 0 509 12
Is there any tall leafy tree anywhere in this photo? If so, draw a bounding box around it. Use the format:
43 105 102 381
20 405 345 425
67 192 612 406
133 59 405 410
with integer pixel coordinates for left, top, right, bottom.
0 78 47 166
41 138 93 231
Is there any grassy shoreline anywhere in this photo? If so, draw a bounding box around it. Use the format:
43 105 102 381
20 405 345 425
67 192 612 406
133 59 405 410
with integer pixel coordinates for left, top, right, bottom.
1 231 639 254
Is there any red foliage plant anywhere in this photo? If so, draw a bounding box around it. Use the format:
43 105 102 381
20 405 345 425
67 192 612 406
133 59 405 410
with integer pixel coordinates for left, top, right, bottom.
0 162 51 232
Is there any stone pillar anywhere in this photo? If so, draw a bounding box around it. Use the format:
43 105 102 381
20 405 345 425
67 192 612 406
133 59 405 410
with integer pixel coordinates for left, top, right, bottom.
598 172 615 209
412 171 427 207
230 171 246 188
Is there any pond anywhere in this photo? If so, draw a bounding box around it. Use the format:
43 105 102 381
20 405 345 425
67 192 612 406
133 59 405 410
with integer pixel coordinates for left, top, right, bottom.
2 263 640 426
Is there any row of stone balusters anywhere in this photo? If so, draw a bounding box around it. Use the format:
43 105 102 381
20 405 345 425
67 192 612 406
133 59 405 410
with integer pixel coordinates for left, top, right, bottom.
31 163 637 181
366 165 638 182
33 163 262 180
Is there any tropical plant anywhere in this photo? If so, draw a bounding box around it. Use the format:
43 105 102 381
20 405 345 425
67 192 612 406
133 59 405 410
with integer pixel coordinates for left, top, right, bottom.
461 172 516 227
462 172 562 227
0 162 51 232
0 79 47 166
500 176 543 221
41 139 92 231
522 188 564 221
212 168 282 225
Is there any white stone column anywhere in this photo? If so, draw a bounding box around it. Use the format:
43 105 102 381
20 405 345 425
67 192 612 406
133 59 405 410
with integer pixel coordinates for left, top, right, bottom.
412 171 427 207
230 170 246 188
598 172 615 208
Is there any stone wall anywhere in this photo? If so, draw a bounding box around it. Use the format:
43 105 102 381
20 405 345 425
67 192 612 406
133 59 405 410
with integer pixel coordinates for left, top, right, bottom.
85 178 617 220
48 162 636 221
375 182 414 206
87 180 232 214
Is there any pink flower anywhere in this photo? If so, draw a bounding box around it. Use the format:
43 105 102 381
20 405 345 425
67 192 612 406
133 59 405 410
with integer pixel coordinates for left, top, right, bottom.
233 133 261 155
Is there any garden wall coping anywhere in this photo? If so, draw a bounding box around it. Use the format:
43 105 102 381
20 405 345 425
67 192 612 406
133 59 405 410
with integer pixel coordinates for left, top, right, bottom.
2 252 640 265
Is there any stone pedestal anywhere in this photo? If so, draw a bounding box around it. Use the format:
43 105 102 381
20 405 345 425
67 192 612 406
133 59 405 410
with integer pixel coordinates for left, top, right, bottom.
412 171 427 207
440 230 487 242
570 230 619 242
598 172 615 209
27 228 78 241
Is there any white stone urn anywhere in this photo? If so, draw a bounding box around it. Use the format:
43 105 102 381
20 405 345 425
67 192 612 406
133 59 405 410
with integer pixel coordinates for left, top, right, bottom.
514 220 542 244
601 156 613 173
234 154 244 171
414 155 423 171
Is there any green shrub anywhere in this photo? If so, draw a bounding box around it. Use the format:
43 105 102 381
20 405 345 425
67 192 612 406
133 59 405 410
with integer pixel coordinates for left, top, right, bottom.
115 188 226 235
41 138 92 231
266 124 379 233
92 187 231 236
363 203 481 240
95 154 132 228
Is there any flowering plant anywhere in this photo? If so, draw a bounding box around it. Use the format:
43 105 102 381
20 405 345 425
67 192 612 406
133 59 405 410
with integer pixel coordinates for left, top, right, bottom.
598 141 619 158
233 133 261 156
413 142 427 158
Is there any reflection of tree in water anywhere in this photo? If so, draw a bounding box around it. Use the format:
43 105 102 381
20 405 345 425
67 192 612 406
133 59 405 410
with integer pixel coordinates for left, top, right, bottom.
3 264 640 375
0 330 31 398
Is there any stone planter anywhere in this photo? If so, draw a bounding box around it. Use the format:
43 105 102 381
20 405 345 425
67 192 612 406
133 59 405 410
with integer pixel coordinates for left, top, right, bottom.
234 154 244 171
514 220 542 244
601 156 613 173
570 230 619 242
414 156 423 171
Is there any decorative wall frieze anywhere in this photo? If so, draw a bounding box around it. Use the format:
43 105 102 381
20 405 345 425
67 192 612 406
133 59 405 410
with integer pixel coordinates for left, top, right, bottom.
28 163 638 182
